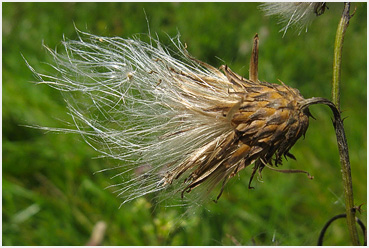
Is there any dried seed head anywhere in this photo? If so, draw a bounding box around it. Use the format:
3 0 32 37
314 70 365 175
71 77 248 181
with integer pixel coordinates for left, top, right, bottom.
165 65 312 200
27 30 314 205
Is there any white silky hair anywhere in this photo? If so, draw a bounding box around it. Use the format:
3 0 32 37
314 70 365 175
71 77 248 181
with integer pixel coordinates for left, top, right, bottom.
259 2 323 36
27 29 242 206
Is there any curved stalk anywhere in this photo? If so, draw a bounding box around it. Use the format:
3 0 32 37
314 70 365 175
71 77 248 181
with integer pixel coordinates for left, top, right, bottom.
301 96 360 245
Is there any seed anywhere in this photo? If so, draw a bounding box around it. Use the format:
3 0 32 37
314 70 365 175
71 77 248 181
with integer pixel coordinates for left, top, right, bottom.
27 30 318 204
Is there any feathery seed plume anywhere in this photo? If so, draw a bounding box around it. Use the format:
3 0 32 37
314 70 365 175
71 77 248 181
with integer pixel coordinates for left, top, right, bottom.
260 2 327 36
27 30 318 205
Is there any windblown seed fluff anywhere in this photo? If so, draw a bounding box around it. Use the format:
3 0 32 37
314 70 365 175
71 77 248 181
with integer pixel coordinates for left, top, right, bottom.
259 2 327 36
28 29 315 205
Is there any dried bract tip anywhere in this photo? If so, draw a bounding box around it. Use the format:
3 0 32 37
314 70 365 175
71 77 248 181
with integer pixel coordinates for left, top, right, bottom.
259 2 327 36
28 30 317 205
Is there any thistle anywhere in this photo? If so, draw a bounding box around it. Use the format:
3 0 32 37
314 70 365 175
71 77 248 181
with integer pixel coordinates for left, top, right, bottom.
259 2 327 36
27 30 330 205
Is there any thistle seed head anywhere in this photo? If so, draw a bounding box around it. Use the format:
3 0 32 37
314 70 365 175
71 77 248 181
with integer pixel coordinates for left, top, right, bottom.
259 2 327 36
28 30 315 205
166 65 312 199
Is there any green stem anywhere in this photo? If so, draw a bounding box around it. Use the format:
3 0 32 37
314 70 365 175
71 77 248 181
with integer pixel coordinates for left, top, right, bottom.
332 3 349 108
332 2 360 245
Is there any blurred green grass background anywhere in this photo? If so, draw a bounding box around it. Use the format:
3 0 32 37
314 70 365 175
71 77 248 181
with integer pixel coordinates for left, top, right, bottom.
3 2 367 245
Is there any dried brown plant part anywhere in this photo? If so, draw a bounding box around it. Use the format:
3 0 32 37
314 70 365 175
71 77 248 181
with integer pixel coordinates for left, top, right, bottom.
249 33 259 83
161 64 317 201
85 221 107 246
33 28 358 214
262 161 314 180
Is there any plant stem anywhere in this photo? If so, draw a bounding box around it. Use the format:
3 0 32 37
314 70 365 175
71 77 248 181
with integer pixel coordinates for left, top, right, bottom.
334 111 360 246
332 2 360 245
332 3 349 108
249 33 259 82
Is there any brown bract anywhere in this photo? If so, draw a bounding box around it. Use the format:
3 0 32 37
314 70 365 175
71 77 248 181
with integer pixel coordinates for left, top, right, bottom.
163 63 312 200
